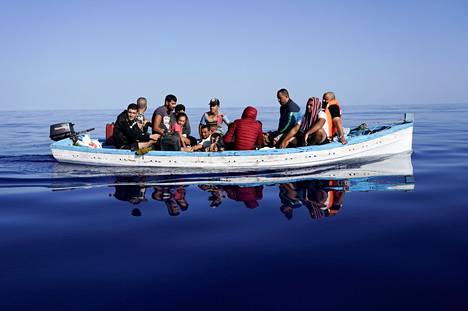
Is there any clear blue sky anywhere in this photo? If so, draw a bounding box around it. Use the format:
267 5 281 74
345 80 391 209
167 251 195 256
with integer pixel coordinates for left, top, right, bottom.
1 0 467 110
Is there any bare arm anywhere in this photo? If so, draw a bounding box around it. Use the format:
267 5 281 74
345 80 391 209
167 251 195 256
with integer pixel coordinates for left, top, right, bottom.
279 123 300 149
332 117 347 144
304 118 325 137
198 113 206 138
198 124 203 139
303 118 325 145
178 132 186 147
152 115 165 135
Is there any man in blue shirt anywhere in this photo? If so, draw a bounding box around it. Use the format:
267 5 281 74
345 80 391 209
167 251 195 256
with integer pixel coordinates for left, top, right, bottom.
270 88 301 147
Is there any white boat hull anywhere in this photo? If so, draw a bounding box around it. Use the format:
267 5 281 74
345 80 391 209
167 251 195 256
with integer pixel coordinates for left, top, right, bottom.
51 122 413 173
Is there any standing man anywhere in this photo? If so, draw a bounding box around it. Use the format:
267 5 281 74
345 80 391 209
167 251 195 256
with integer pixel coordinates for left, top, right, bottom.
270 88 301 147
322 91 347 144
152 94 177 135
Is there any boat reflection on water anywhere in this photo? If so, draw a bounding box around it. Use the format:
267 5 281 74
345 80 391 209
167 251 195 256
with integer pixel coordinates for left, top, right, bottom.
110 153 414 219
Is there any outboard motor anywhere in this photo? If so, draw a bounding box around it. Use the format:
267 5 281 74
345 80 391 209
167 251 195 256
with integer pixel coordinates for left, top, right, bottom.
49 122 95 142
50 122 75 141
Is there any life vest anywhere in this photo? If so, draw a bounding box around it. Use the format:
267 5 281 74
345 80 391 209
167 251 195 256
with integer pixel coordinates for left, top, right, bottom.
324 180 335 209
324 99 341 138
323 180 343 216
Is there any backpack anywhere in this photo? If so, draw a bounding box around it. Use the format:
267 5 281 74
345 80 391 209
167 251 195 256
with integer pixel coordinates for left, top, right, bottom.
160 132 181 151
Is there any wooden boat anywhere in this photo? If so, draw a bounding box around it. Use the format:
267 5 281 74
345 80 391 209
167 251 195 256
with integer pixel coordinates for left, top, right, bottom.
50 115 413 173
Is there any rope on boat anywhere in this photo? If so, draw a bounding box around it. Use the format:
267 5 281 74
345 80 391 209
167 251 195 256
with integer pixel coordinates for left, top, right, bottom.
348 117 409 137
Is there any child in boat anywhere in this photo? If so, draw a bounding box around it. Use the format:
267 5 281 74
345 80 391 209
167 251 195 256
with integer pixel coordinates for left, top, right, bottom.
174 104 197 146
192 125 224 151
208 132 224 152
171 112 192 151
192 125 212 151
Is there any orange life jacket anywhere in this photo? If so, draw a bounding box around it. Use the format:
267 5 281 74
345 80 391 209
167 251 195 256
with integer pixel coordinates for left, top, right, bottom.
327 187 344 216
324 99 341 138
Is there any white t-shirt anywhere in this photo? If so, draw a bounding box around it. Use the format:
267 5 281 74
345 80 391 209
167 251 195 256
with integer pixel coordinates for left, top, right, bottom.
199 136 211 149
318 110 330 137
297 110 330 137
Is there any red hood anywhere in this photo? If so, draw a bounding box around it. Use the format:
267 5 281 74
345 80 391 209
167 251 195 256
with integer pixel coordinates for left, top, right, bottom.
241 106 257 120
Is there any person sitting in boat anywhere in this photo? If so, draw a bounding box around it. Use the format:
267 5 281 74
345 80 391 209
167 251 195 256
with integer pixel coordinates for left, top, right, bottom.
192 125 212 151
268 88 301 147
279 97 328 148
113 103 160 150
136 97 151 133
152 94 177 135
171 112 192 151
322 91 347 144
175 104 197 146
208 132 224 152
199 98 230 136
223 106 264 150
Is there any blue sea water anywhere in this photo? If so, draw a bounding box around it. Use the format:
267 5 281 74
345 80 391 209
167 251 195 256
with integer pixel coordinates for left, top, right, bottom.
0 104 467 310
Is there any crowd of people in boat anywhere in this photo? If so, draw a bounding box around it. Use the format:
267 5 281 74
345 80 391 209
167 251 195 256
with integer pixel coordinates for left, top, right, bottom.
111 88 348 153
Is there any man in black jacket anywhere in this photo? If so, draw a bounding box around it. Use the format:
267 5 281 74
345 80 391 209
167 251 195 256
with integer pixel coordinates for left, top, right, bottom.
113 103 160 150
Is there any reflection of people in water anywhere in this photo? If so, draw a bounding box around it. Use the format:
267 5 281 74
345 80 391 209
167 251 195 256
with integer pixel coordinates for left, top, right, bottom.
152 185 190 216
279 180 345 220
198 185 224 208
279 183 303 220
222 186 263 209
318 180 345 217
174 186 189 211
112 177 345 219
113 177 147 216
198 185 263 209
195 180 345 219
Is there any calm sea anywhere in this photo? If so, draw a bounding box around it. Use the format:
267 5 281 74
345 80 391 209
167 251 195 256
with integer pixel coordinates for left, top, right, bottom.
0 103 467 310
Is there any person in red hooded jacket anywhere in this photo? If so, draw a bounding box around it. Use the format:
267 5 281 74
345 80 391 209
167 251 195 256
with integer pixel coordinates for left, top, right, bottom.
223 106 264 150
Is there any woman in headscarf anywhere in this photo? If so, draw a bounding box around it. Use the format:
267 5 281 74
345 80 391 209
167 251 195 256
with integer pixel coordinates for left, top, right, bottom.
279 97 329 148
